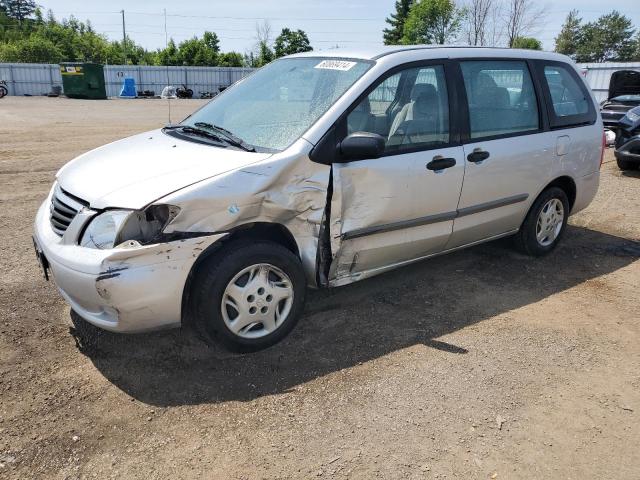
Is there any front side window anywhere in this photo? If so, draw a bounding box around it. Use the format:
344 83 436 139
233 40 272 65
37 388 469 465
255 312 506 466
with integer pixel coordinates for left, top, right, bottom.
346 65 450 153
460 60 539 139
183 58 371 151
543 65 589 117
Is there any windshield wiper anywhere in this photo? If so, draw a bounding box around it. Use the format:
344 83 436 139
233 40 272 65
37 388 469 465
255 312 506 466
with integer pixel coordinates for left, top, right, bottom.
193 122 256 152
163 124 226 144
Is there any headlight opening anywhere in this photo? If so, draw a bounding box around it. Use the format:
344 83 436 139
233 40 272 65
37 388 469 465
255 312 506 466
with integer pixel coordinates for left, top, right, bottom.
80 205 180 249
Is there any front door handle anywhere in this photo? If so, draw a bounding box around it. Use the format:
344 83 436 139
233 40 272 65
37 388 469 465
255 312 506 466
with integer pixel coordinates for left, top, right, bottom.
467 149 490 163
426 156 456 171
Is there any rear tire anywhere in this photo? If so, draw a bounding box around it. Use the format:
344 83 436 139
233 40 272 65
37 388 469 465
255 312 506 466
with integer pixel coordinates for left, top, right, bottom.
515 187 569 257
191 240 306 352
0 85 7 98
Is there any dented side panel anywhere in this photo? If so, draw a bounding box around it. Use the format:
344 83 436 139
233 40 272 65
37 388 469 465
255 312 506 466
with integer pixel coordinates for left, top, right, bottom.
329 146 466 286
159 139 331 286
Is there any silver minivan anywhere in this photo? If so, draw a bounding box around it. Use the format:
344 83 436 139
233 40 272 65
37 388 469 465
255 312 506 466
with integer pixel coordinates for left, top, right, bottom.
33 46 603 351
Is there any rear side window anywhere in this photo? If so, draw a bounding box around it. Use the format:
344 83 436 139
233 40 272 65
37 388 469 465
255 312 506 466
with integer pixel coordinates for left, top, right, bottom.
539 62 595 128
460 60 539 140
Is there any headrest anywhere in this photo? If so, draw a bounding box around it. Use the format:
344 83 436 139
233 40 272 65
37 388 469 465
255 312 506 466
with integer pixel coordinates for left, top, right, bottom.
475 73 509 108
353 95 370 112
476 73 498 90
414 89 439 116
411 83 437 101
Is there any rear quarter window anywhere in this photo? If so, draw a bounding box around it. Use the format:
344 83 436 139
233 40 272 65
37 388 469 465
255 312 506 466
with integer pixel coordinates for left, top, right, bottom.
538 61 596 129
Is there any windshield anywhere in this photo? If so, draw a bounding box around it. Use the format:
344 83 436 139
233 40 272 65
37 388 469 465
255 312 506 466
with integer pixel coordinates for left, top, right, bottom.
611 94 640 102
182 57 372 151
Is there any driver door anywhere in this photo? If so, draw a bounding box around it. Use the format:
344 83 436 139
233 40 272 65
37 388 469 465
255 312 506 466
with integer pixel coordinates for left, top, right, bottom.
328 62 466 285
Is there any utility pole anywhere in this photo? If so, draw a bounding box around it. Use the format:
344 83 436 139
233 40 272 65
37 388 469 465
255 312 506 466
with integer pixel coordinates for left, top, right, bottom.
121 10 127 65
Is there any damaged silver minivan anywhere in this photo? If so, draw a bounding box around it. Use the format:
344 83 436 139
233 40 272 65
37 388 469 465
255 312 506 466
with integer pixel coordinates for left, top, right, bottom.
33 47 603 351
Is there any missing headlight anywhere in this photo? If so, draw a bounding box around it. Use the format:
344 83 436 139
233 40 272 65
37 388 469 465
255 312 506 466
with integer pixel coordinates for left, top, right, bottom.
80 205 180 249
116 205 181 246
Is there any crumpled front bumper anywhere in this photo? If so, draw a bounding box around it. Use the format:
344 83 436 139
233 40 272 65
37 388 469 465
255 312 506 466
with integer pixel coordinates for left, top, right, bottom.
615 135 640 164
33 194 225 332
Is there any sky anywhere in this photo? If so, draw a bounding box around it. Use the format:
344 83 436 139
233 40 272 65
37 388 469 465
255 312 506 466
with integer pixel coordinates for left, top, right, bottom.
39 0 640 54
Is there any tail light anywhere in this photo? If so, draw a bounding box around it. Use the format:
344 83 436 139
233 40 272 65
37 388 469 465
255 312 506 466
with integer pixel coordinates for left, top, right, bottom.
600 131 605 169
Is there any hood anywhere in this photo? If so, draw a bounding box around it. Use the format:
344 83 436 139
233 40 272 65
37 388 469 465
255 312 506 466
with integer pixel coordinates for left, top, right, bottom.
608 70 640 100
56 129 271 210
618 105 640 130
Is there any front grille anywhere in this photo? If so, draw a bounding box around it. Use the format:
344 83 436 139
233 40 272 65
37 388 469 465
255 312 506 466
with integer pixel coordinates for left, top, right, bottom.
50 186 89 236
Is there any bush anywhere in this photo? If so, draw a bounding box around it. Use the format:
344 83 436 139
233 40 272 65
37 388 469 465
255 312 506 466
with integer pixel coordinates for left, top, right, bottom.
0 36 63 62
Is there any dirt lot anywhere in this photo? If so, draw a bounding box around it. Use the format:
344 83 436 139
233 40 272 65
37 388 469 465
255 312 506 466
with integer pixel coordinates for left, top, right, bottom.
1 97 639 479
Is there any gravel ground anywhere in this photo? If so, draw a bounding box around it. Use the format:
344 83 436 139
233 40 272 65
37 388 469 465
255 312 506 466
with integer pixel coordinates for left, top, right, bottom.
1 97 639 479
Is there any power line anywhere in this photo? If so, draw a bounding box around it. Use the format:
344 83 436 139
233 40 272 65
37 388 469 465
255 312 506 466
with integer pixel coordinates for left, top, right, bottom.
51 10 386 22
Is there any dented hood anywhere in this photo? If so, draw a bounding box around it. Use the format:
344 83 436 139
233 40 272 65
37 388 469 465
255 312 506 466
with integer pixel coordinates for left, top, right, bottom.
56 129 271 210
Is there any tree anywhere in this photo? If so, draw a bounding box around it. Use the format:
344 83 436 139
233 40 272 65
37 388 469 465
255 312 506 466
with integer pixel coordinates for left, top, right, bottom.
576 11 635 62
503 0 546 48
0 0 36 24
383 0 414 45
512 36 542 50
256 40 274 66
252 20 274 66
217 51 244 67
464 0 494 46
176 31 220 66
402 0 465 45
554 9 581 58
157 39 180 65
0 36 62 62
274 28 312 57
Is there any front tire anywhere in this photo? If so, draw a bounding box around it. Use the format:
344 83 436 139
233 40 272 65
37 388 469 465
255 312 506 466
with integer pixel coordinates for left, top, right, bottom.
515 187 569 257
191 240 306 352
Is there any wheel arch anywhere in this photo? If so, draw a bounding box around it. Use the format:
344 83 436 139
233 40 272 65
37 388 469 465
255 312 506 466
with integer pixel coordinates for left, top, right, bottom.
180 222 300 326
541 175 577 212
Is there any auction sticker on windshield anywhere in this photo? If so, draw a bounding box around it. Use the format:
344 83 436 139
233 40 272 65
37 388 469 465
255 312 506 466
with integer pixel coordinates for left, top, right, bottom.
315 60 357 71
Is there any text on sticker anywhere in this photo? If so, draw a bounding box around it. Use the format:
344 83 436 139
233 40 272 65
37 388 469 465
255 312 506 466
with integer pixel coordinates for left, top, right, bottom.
315 60 357 71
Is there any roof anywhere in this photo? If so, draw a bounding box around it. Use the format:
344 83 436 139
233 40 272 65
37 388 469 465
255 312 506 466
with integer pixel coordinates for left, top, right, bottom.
289 45 570 62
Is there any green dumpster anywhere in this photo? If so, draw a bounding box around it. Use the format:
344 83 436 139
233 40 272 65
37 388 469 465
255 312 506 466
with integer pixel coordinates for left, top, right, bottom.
60 63 107 99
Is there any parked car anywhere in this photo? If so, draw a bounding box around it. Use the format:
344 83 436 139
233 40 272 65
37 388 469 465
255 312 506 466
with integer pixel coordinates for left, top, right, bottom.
33 47 603 351
614 105 640 170
600 70 640 135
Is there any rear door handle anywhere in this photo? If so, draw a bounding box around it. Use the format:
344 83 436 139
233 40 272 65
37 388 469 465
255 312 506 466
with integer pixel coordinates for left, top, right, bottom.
426 156 456 171
467 149 490 163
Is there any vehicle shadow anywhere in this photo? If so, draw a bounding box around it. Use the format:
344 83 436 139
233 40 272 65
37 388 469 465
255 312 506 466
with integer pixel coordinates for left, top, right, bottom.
620 169 640 179
69 225 640 406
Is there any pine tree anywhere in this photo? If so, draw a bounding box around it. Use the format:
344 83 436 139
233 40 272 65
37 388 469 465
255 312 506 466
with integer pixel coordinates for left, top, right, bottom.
554 9 582 58
0 0 37 24
383 0 414 45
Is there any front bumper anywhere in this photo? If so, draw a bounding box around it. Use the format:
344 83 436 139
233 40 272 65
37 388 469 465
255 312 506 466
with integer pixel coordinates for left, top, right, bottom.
614 135 640 164
601 112 625 130
33 193 225 332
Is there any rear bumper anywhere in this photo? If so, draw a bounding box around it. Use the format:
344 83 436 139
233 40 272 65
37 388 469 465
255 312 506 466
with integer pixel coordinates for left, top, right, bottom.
571 171 600 215
33 194 225 332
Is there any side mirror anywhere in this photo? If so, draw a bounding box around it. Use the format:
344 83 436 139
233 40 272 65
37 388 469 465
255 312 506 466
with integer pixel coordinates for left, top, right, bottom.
338 132 385 161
